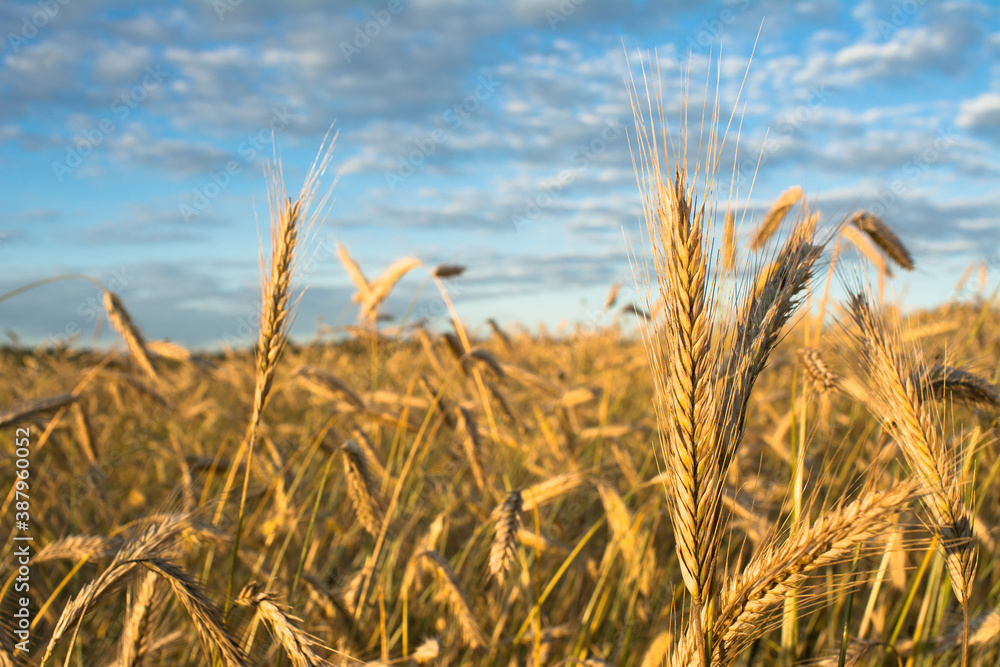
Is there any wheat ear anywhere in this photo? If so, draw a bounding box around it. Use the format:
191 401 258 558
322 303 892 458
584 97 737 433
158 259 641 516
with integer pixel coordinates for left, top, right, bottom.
924 364 999 408
489 490 523 586
360 257 421 324
141 559 245 667
721 208 736 273
847 292 977 666
116 570 159 667
417 550 486 649
847 293 977 605
103 290 158 380
750 185 802 250
236 582 328 667
850 211 913 270
336 241 371 303
221 133 337 611
341 439 384 537
0 393 77 428
798 347 839 394
670 482 914 665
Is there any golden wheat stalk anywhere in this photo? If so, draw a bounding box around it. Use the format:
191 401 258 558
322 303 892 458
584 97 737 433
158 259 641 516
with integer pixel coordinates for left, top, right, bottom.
116 570 159 667
0 392 77 428
70 402 97 467
417 550 486 649
350 426 387 481
520 473 586 512
489 490 523 586
220 133 337 608
641 167 717 613
341 439 384 537
455 406 486 491
141 560 245 667
850 211 913 270
294 365 365 407
340 558 374 615
360 257 421 324
604 281 622 309
486 317 513 351
34 535 122 564
145 339 191 363
42 515 199 663
841 224 893 278
336 242 371 303
670 482 914 665
721 208 736 273
847 292 977 620
750 186 802 250
103 290 158 380
236 582 327 667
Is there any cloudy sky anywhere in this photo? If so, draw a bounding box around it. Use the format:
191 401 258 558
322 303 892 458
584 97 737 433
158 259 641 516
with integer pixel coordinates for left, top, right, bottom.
1 0 998 349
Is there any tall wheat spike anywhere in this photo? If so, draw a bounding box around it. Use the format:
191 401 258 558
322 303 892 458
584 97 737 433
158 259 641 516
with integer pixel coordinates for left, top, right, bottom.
42 515 203 664
798 347 839 394
221 131 338 610
629 55 829 665
336 241 372 303
355 256 422 324
631 86 717 622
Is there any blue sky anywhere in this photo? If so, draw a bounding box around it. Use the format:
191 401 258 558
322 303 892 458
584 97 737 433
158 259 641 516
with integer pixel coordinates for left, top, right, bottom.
1 0 998 349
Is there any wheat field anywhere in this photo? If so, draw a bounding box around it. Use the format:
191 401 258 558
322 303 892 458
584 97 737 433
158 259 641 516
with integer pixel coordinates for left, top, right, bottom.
1 78 999 667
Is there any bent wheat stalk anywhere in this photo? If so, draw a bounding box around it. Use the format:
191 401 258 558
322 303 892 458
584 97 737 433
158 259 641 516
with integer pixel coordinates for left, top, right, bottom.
103 290 158 381
847 291 977 666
